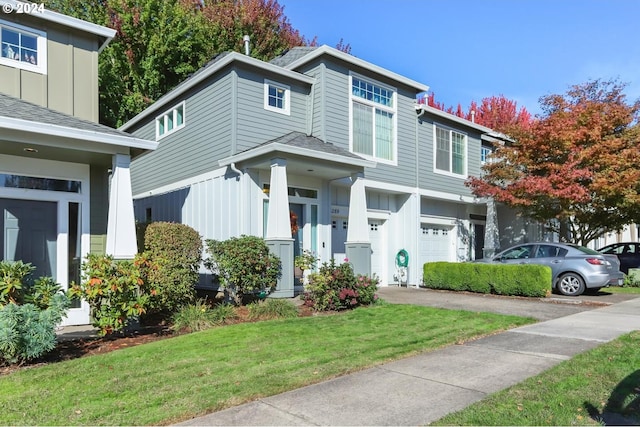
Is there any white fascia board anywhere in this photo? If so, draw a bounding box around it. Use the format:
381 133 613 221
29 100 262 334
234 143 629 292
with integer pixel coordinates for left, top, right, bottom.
121 52 316 131
416 104 495 133
0 0 115 51
364 178 476 204
0 116 158 151
218 142 376 169
285 45 430 93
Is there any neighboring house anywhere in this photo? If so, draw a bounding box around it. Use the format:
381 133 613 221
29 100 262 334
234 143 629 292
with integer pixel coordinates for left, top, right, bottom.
0 1 157 325
122 43 538 295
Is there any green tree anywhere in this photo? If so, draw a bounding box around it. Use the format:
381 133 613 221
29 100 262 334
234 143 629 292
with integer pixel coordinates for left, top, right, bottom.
467 79 640 245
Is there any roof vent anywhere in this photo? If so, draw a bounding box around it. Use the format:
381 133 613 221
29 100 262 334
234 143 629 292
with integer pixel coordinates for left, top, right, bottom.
243 35 250 56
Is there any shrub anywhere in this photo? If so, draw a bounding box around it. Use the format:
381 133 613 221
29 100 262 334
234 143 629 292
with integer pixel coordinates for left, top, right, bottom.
143 222 203 316
0 261 70 365
69 254 155 336
422 262 551 297
205 235 281 305
301 259 379 311
247 299 299 320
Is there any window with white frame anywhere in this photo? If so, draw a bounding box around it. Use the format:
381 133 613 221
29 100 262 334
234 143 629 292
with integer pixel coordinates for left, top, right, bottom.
350 75 396 162
0 20 47 74
435 125 467 176
156 102 185 139
264 80 290 115
480 145 492 164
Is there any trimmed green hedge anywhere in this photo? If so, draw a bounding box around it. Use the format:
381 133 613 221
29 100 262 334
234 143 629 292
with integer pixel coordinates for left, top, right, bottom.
423 262 552 297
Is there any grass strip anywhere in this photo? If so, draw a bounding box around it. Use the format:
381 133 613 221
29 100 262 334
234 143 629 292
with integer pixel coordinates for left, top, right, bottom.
433 330 640 426
0 303 531 425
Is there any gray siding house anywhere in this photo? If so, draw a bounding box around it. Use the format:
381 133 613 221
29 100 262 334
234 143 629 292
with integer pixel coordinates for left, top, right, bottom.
123 44 533 294
0 1 157 325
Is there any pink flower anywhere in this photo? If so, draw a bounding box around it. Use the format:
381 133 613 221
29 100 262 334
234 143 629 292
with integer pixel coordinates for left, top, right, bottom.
344 257 349 262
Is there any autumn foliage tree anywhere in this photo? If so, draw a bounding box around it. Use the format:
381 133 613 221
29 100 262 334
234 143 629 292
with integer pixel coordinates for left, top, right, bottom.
467 79 640 246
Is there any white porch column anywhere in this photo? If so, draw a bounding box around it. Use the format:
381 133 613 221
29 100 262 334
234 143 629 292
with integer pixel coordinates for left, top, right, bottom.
265 158 294 297
266 158 291 239
106 153 137 259
345 172 371 277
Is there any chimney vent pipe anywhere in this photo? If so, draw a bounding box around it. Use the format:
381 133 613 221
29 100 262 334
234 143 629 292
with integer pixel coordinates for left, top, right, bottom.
243 35 250 55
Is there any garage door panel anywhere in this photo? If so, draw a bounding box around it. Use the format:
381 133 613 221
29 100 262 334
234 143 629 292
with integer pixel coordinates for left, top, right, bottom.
419 224 452 266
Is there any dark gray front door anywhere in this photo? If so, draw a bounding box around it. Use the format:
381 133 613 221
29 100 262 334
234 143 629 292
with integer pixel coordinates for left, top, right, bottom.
1 198 57 279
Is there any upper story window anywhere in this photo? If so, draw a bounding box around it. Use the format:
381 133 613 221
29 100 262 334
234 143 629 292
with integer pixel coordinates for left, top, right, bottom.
435 124 467 176
0 20 47 74
156 101 185 140
480 146 492 164
350 74 397 163
264 79 290 115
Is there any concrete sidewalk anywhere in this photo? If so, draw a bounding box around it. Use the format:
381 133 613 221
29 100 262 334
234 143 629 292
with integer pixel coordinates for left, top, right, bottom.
177 287 640 426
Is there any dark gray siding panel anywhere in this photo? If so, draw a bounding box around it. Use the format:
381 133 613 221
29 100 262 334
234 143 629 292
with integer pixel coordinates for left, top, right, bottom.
130 73 233 195
234 67 308 152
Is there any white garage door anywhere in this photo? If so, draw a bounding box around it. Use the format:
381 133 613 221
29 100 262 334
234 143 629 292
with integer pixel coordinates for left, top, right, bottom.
369 219 386 285
419 224 452 268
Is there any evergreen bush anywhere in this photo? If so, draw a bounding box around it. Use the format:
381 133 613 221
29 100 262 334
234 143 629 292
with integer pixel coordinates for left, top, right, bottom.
205 235 281 305
143 222 203 316
0 261 70 365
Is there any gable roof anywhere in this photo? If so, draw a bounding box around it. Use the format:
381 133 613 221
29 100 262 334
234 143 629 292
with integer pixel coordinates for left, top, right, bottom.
120 51 316 131
0 93 156 151
273 45 430 93
219 131 375 180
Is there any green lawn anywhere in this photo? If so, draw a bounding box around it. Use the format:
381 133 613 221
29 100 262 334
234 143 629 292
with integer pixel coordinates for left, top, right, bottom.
433 330 640 426
609 285 640 294
0 303 532 426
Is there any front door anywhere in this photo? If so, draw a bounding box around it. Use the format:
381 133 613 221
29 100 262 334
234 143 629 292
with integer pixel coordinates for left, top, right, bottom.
1 198 57 279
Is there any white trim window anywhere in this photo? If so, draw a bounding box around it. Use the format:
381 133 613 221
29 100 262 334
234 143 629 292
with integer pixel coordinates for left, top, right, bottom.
264 79 290 115
480 145 492 165
434 124 467 176
350 74 397 163
156 101 185 140
0 19 47 74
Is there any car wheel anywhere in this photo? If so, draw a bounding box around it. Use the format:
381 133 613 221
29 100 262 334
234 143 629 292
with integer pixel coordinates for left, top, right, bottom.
557 273 586 296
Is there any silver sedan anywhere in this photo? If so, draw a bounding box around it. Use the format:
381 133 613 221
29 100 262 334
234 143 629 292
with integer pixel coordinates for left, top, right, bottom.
477 242 624 296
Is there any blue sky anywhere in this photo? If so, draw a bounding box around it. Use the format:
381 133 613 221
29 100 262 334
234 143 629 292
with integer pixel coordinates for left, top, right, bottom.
278 0 640 116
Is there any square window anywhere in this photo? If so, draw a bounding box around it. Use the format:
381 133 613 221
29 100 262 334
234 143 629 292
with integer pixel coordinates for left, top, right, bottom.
264 80 290 115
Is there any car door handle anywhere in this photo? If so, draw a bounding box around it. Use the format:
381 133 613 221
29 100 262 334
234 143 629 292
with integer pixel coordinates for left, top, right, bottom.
551 260 562 264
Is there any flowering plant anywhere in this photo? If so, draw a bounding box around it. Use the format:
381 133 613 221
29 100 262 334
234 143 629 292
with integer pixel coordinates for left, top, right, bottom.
300 258 379 311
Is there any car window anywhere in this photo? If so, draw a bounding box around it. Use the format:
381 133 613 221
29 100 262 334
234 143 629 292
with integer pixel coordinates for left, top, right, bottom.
501 246 532 260
535 245 567 258
601 244 623 254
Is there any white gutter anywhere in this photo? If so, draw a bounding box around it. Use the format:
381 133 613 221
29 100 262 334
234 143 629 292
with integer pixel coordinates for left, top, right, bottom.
0 116 157 150
284 45 430 93
218 142 376 169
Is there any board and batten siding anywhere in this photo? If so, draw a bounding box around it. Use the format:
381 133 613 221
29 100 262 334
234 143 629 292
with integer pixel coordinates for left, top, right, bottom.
234 67 309 152
0 16 100 122
130 73 234 196
133 168 243 242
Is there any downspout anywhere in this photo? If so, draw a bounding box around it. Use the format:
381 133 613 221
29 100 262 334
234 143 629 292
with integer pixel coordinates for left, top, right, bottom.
229 162 242 178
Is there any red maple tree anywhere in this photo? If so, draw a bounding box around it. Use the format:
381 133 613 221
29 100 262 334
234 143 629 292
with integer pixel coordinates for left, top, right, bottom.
467 79 640 245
